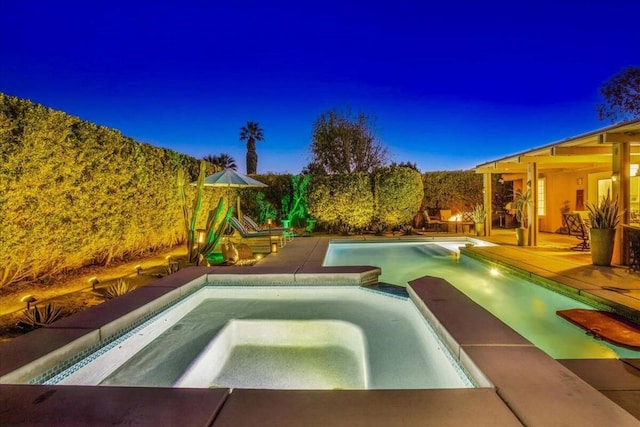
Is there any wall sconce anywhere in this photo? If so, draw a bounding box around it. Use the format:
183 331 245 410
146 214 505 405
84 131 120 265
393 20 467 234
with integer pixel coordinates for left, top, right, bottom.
576 178 583 185
611 173 619 182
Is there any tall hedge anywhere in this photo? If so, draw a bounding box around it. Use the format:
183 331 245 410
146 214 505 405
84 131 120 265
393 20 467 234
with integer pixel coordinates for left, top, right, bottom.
0 93 218 287
374 166 423 227
307 173 374 231
422 170 483 213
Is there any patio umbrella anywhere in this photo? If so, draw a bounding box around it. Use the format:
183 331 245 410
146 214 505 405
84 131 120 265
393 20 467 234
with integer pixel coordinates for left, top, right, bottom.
202 169 267 220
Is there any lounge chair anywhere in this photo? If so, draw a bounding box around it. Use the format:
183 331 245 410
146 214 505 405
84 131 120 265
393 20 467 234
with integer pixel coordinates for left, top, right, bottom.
563 213 590 251
227 216 285 252
243 216 293 242
424 212 446 232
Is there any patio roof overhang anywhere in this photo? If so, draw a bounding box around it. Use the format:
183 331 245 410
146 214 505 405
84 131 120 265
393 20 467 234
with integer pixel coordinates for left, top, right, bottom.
475 119 640 175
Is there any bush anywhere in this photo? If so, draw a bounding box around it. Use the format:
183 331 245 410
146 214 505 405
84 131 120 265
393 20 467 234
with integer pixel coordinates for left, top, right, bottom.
308 173 374 231
422 170 483 212
374 166 423 228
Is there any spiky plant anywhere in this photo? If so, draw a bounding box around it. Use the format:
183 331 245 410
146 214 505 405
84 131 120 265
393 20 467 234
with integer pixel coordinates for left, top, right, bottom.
104 279 138 299
471 204 486 223
401 224 414 235
20 303 64 328
586 192 623 229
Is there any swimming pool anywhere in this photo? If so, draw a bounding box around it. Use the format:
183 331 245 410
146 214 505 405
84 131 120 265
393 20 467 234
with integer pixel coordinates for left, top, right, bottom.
324 240 640 359
45 285 474 389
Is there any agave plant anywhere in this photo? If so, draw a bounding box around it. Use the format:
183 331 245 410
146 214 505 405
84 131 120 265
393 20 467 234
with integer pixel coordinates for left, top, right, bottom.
19 303 64 328
104 278 138 300
586 192 623 229
471 204 486 223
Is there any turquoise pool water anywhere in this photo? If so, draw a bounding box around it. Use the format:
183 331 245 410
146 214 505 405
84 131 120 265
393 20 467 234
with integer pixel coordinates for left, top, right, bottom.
324 240 640 359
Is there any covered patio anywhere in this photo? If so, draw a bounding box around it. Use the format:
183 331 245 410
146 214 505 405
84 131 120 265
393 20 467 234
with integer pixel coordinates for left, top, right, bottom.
476 119 640 266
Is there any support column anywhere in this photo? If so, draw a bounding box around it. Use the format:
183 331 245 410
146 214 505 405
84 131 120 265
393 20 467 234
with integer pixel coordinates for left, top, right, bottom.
483 173 492 237
527 162 539 246
612 142 630 264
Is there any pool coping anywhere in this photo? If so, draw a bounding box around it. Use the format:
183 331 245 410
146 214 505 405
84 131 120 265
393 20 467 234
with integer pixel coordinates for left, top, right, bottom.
1 240 638 425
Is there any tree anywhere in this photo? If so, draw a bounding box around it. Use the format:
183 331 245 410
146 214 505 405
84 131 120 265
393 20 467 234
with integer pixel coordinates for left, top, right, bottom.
309 109 389 174
390 161 419 171
597 66 640 123
203 153 237 170
239 121 264 174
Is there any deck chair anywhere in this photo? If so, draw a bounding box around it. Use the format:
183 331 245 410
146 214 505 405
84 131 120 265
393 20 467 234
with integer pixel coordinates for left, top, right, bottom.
424 213 446 232
227 216 285 251
563 213 590 251
461 211 475 234
439 210 452 222
243 216 293 242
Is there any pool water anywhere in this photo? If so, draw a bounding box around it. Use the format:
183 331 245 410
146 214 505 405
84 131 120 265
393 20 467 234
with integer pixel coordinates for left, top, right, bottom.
48 286 473 389
324 241 640 359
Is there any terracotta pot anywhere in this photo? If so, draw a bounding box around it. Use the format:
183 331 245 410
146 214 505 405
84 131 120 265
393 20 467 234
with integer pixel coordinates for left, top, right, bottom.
589 228 616 266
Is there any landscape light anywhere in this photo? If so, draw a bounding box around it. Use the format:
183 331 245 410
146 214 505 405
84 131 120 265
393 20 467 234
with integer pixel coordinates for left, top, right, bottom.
88 277 99 290
21 295 37 309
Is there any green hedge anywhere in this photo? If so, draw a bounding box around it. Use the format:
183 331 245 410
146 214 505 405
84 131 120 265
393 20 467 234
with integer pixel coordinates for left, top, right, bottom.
422 170 483 214
0 93 220 287
307 167 422 232
374 166 423 227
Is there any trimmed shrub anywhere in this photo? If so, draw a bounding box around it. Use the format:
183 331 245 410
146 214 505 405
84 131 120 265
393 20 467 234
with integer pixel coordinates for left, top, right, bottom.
422 170 483 213
374 166 423 228
308 173 374 231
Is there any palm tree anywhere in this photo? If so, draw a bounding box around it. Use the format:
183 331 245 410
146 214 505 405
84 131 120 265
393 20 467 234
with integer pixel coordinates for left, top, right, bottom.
203 153 237 171
239 121 264 174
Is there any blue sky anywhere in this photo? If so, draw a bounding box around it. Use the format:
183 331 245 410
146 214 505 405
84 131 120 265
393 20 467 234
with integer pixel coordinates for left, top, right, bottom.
1 1 639 174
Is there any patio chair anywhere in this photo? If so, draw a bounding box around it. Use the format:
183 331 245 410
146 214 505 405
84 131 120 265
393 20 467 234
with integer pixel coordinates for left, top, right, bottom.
439 209 452 222
227 216 285 251
563 213 590 251
424 213 446 232
461 211 475 234
243 216 293 242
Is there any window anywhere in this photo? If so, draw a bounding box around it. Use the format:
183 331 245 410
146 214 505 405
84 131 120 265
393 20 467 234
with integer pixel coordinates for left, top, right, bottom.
537 178 545 216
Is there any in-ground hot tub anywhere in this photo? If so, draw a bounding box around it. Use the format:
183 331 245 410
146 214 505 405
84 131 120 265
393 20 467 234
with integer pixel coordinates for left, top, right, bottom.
176 319 370 389
37 285 474 390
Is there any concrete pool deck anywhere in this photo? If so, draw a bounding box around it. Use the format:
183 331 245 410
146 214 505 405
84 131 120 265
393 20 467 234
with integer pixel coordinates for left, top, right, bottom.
1 235 639 425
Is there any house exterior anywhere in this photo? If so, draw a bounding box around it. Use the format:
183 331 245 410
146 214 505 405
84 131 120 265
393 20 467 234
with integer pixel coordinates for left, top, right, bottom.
475 118 640 265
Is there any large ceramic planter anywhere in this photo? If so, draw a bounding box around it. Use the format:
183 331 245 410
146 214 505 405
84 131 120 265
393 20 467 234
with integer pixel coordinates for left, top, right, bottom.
475 223 485 237
515 227 528 246
589 228 616 266
281 219 291 229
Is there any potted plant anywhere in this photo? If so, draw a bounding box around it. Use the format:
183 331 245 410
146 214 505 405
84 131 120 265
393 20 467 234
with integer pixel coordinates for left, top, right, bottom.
471 203 486 236
513 188 531 246
586 192 622 266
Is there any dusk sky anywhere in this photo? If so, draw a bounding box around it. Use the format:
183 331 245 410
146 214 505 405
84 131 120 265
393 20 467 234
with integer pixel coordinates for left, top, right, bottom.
2 1 639 174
